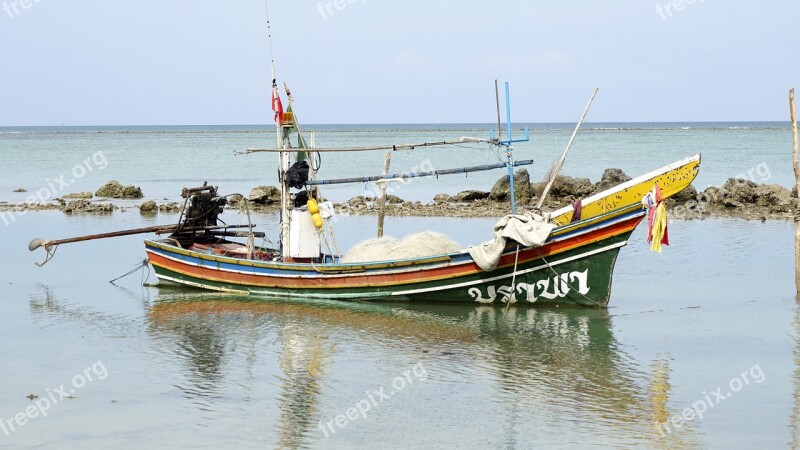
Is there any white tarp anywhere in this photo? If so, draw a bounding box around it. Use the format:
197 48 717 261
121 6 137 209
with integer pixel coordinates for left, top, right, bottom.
468 213 556 271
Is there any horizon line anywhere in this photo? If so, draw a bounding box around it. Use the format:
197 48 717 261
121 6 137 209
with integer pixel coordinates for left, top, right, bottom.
0 120 793 128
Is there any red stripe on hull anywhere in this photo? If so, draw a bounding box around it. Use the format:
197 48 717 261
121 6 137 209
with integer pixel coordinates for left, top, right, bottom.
147 214 644 290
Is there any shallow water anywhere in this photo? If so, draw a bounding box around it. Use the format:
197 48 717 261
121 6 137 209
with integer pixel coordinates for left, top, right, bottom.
0 211 796 449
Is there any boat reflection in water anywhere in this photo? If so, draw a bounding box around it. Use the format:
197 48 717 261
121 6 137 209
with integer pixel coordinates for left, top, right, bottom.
144 290 700 448
27 286 697 447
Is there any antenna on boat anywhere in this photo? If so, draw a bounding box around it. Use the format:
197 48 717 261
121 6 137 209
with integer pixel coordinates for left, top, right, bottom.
265 0 277 84
495 80 503 146
264 0 292 258
489 81 530 215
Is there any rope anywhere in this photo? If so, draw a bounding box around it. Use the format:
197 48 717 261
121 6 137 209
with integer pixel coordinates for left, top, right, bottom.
505 245 521 313
35 244 59 267
326 220 342 261
109 259 150 285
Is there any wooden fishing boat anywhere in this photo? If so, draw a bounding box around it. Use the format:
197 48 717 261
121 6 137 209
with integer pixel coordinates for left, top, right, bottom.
142 153 699 307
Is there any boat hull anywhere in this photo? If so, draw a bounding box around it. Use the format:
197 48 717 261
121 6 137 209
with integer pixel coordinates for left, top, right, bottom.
145 211 644 308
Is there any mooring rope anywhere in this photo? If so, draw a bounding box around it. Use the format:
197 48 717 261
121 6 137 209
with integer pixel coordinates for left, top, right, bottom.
504 245 521 313
109 259 150 285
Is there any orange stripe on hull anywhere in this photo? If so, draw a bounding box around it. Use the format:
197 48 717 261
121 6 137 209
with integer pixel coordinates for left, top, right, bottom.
148 214 644 290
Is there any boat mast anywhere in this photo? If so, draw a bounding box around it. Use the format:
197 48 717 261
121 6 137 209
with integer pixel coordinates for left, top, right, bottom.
265 0 291 257
490 81 529 215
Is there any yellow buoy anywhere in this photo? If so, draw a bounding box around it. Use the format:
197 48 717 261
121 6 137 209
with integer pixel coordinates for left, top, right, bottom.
311 212 324 229
307 198 320 215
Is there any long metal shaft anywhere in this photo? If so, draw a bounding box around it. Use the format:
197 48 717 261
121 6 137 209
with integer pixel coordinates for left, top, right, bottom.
305 160 534 186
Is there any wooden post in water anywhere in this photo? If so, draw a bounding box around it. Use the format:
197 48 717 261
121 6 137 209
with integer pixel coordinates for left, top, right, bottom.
377 148 393 238
791 88 800 292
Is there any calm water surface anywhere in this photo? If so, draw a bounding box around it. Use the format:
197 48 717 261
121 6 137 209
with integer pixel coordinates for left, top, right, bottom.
0 210 796 449
0 123 792 204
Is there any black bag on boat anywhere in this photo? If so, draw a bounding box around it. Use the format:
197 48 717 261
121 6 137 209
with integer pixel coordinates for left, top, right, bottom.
293 190 309 208
285 161 310 189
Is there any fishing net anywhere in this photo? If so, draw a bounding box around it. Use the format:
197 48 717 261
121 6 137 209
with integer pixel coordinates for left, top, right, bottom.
340 231 462 263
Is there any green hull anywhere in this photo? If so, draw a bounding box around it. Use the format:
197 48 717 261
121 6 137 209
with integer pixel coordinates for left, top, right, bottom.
150 230 631 308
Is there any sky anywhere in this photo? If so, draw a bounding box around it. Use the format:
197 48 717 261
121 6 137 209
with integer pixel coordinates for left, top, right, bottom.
0 0 798 125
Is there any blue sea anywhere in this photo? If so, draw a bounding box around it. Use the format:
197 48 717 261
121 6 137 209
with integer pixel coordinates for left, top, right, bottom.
0 123 798 449
0 122 792 204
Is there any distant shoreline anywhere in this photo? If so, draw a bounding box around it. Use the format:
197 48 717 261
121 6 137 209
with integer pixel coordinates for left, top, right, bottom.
0 121 793 131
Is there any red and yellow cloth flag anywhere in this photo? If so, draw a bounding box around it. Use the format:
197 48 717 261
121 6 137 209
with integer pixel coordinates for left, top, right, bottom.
271 84 284 124
642 183 669 253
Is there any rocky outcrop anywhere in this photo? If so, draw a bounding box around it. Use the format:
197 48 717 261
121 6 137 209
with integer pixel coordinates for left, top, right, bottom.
62 200 114 214
385 194 404 204
248 186 281 205
720 178 758 205
95 181 143 199
490 169 533 204
670 185 698 203
594 168 632 193
139 200 158 214
537 175 595 200
62 192 93 199
433 193 453 204
454 190 490 202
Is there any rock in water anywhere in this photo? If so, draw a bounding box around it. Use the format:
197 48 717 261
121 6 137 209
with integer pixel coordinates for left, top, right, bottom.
754 184 792 208
721 178 758 204
159 202 182 213
541 175 595 200
385 195 404 204
95 181 143 199
228 194 244 205
594 169 632 193
249 186 281 205
455 190 490 202
490 169 532 204
62 192 94 199
62 200 114 214
670 185 698 203
139 200 158 213
433 193 453 204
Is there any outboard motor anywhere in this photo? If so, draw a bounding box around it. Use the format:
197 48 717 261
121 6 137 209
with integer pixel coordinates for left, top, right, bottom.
180 182 227 229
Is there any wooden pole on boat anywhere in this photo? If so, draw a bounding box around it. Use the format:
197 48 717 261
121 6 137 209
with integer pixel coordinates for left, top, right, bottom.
28 224 253 252
376 147 394 238
790 88 800 292
536 88 599 209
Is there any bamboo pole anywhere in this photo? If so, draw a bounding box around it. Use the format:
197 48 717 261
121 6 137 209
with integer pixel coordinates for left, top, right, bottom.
240 138 490 154
376 149 393 238
29 224 252 252
537 88 599 209
791 88 800 292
